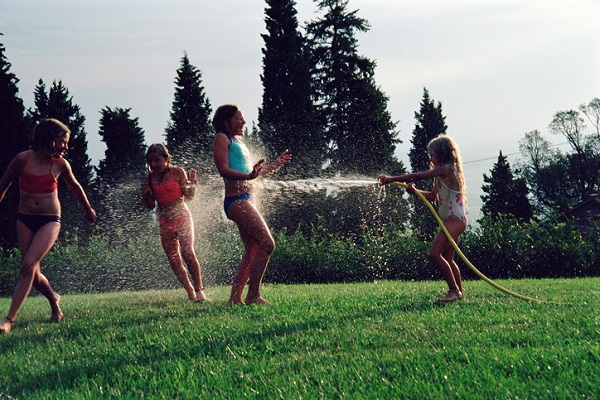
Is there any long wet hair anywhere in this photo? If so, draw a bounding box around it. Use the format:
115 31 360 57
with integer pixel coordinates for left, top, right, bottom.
427 134 467 205
212 104 240 135
32 118 70 151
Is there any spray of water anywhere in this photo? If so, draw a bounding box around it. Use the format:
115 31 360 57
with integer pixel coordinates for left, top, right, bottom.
259 176 378 196
52 173 402 294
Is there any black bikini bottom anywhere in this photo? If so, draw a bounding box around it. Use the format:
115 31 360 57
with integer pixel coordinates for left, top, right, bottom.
17 213 61 234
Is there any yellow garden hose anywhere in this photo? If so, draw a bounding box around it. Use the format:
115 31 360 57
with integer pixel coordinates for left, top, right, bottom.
390 182 543 302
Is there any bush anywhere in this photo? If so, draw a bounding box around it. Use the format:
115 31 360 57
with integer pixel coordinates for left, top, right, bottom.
0 247 19 295
459 216 599 280
1 214 598 297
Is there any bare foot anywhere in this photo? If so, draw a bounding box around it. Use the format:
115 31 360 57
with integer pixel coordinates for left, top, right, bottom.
50 293 63 322
439 290 462 303
225 298 244 307
0 317 14 334
194 289 207 302
245 296 269 306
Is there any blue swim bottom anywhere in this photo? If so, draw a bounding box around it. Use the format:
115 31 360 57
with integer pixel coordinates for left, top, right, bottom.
223 193 252 216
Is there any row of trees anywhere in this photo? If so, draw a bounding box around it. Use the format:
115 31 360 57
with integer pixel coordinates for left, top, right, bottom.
481 98 600 222
0 1 406 248
1 0 599 251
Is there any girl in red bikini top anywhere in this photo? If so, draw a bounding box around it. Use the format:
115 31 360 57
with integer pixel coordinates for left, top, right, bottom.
141 143 197 215
19 153 59 195
148 175 183 205
140 143 206 303
0 118 96 335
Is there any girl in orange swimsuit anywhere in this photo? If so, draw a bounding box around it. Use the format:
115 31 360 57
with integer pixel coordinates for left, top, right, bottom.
379 134 468 303
141 143 206 302
0 118 96 334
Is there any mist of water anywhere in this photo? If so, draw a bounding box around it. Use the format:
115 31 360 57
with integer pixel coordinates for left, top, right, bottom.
53 174 399 294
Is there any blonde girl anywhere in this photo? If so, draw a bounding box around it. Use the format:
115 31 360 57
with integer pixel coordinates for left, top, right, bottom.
379 134 467 302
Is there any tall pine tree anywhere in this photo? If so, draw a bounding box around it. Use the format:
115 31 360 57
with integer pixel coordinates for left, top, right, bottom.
408 88 448 239
165 53 213 171
0 37 30 248
306 0 402 175
96 107 146 184
258 0 324 178
480 151 533 223
95 107 148 240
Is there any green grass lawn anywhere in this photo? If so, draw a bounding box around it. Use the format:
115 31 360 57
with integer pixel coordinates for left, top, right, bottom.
0 278 598 399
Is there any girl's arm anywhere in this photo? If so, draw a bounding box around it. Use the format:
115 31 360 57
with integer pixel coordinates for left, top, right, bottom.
259 149 292 176
0 153 25 204
141 175 155 209
59 159 97 223
379 164 452 185
406 184 437 202
178 167 197 200
213 133 264 181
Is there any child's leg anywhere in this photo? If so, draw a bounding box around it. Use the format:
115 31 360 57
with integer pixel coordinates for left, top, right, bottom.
160 226 196 301
227 201 275 306
5 222 60 325
33 272 63 321
178 217 206 301
442 246 463 294
227 238 257 306
428 217 465 294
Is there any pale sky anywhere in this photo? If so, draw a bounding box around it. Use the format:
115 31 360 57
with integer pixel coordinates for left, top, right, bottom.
2 0 599 218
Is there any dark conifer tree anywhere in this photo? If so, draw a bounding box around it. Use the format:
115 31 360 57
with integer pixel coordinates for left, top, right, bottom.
306 0 402 175
165 53 213 171
481 151 534 222
408 88 448 239
409 88 447 173
0 37 30 247
96 107 147 184
95 107 148 240
259 0 324 178
336 72 404 174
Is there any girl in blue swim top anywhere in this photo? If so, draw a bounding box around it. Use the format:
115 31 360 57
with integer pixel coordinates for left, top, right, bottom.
212 104 291 306
378 134 468 303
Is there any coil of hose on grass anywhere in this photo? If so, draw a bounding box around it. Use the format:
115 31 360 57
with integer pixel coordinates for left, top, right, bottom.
390 181 543 303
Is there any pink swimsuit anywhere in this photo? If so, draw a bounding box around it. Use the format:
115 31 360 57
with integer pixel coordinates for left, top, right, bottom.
152 179 183 205
149 175 190 234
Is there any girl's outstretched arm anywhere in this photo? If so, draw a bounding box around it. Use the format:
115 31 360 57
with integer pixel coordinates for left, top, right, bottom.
379 164 452 185
259 149 292 176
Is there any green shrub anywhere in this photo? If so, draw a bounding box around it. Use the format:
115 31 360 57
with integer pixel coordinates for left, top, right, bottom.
0 247 19 295
459 216 599 280
1 215 598 297
515 220 596 278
